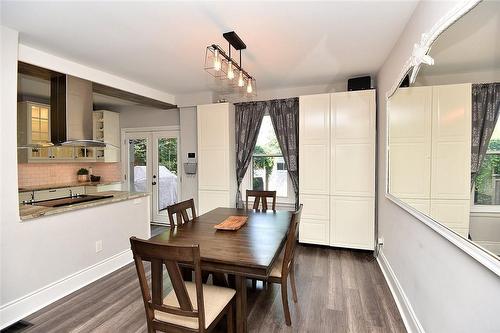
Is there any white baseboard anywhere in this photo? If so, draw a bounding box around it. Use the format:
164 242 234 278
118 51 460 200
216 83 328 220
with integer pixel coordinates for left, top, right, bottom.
377 250 425 333
0 249 133 330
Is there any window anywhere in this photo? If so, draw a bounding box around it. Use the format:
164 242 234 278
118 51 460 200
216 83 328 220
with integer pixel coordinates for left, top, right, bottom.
252 115 293 201
474 118 500 206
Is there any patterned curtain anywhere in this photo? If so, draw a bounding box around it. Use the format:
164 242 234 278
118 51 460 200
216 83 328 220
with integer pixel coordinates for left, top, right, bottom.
471 83 500 188
234 101 267 208
268 98 300 207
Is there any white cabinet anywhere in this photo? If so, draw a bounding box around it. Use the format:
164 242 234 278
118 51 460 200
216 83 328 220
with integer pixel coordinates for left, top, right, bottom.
299 90 376 250
197 103 236 214
388 84 471 236
93 110 120 162
388 86 432 198
85 183 122 194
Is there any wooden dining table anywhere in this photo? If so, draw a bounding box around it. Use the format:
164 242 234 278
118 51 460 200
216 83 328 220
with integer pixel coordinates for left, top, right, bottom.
150 207 292 333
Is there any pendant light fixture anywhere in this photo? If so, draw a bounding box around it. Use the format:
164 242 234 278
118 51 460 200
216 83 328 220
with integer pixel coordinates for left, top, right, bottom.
204 31 256 96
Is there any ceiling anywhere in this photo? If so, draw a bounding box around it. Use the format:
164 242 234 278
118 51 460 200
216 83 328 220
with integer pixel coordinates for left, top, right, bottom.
419 0 500 77
2 1 418 96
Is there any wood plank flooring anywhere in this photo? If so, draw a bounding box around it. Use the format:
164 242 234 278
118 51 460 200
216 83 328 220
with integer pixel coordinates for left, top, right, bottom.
9 227 406 333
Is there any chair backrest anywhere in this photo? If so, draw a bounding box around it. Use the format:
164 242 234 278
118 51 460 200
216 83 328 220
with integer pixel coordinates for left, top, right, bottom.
281 204 303 277
246 190 276 210
167 199 197 227
130 237 205 331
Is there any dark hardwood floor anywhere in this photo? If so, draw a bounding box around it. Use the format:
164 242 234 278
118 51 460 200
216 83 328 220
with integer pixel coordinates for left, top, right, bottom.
8 226 406 333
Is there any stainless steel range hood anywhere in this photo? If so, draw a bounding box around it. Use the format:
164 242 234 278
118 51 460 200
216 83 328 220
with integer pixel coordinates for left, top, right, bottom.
50 75 107 148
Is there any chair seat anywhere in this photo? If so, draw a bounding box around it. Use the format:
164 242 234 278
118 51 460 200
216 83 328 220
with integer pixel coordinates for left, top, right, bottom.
269 249 285 278
154 282 235 330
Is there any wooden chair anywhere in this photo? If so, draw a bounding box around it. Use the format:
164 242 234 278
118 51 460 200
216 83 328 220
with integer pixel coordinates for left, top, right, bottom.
266 204 303 326
167 199 196 227
130 237 235 333
245 190 276 210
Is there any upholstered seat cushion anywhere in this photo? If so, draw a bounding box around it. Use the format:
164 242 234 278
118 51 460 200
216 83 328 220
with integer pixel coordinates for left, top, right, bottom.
269 249 285 278
154 282 235 329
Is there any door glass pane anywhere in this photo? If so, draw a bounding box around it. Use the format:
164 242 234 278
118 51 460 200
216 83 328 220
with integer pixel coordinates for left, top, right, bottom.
129 138 148 193
40 107 49 119
157 137 178 213
31 106 40 118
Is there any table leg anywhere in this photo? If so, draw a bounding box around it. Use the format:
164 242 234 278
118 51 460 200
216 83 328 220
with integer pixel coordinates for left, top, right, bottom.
235 275 247 333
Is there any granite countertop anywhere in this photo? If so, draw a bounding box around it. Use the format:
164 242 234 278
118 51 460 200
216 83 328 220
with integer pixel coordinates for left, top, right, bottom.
18 181 122 193
19 191 149 221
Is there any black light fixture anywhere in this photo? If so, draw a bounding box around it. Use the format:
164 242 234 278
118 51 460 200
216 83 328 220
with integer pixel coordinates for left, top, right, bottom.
204 31 256 96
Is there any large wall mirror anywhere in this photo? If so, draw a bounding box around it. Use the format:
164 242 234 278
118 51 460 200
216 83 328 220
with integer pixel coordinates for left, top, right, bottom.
387 1 499 262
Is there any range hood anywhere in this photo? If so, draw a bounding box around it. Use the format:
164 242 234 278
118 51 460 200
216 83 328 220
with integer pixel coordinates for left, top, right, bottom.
50 75 107 148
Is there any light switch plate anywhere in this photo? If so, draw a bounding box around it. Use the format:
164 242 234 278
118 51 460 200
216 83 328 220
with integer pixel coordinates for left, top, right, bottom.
95 240 103 253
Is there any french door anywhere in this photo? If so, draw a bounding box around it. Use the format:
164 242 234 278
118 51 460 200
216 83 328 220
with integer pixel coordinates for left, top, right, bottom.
124 130 180 224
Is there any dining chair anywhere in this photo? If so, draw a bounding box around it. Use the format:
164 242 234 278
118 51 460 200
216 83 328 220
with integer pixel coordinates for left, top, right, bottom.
130 237 235 333
266 204 303 326
167 198 197 227
245 190 276 210
167 199 228 287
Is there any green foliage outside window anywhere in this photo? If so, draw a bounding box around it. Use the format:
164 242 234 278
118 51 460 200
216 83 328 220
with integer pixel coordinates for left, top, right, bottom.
474 138 500 205
131 138 177 174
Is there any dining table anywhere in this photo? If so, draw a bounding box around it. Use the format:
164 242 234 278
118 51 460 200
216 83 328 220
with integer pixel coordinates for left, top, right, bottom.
150 207 292 333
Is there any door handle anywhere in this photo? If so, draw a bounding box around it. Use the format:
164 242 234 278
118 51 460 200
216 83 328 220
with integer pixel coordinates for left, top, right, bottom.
152 182 157 185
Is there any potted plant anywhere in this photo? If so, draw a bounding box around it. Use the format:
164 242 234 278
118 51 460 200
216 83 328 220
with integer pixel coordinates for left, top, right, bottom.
77 168 89 182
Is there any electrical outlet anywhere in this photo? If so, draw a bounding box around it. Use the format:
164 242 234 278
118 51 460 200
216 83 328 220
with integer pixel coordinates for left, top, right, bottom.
95 240 103 253
378 237 384 246
134 198 142 204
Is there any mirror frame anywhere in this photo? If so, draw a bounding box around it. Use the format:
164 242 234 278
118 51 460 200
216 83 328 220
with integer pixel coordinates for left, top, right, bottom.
384 0 500 276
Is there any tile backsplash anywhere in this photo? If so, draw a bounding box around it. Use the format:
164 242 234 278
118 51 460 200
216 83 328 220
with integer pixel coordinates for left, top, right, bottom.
18 163 122 187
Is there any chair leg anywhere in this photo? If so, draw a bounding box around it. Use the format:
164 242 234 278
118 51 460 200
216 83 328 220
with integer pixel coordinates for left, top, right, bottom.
227 302 234 333
281 279 292 326
252 279 257 290
290 265 298 303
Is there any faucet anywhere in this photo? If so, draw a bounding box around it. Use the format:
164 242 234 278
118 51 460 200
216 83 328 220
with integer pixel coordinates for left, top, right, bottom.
69 189 73 198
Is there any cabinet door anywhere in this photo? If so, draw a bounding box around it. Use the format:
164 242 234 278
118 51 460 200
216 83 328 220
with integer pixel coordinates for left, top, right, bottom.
431 84 471 200
299 194 330 245
299 94 330 195
199 190 229 215
330 196 374 250
388 87 432 198
430 199 470 237
197 104 230 191
330 91 375 197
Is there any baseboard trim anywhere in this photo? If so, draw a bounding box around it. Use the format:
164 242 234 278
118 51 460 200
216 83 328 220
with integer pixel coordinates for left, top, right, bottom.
377 250 424 333
0 249 133 330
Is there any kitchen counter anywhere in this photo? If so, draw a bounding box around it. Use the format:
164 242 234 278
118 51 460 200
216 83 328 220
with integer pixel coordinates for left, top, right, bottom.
18 181 122 192
19 191 149 221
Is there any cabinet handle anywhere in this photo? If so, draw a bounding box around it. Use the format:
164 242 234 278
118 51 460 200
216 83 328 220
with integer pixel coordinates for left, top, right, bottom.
49 189 57 192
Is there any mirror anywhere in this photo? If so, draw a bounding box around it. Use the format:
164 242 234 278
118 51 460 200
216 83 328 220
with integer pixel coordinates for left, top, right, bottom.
387 1 500 259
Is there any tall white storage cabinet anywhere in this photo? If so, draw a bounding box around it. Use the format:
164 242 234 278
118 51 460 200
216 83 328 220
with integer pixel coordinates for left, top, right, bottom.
299 90 376 250
388 84 471 237
197 103 237 214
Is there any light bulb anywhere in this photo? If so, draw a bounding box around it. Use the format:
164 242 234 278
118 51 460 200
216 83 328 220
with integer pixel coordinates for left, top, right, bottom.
246 78 253 94
227 62 235 80
238 71 245 87
213 49 221 71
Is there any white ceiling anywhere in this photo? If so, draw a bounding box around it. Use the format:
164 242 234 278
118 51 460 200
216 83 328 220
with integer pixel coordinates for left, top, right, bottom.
419 0 500 77
2 1 418 96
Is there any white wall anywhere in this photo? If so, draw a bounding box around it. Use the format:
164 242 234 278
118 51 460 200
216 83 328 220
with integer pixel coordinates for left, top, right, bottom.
0 26 152 329
376 1 500 332
118 105 180 129
179 107 198 206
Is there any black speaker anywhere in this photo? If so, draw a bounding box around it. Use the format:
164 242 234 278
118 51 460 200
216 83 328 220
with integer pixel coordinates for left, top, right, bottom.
348 76 371 91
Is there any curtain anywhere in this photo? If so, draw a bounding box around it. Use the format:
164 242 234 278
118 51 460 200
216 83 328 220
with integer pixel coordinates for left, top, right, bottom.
268 97 300 207
234 101 267 208
471 83 500 188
